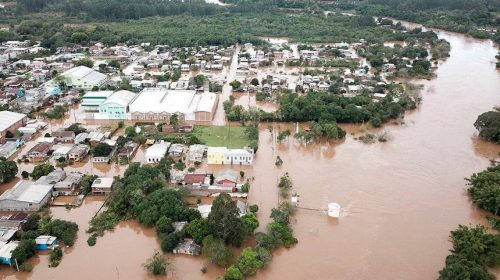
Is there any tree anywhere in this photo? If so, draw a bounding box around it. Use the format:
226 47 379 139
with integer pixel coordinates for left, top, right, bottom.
22 214 41 231
249 204 259 214
267 222 297 248
74 58 94 68
193 74 205 88
170 114 179 130
143 251 170 276
93 143 112 157
224 265 244 280
65 123 87 135
0 157 18 183
125 126 137 137
39 217 79 246
30 163 54 180
236 248 263 277
250 78 259 86
230 80 241 90
108 60 120 69
466 164 500 215
11 239 36 264
156 216 174 235
277 129 291 143
241 214 259 235
241 182 250 193
474 109 500 143
202 235 233 267
186 218 210 244
5 130 14 138
160 232 180 252
207 193 246 246
49 247 63 267
255 247 272 266
438 225 500 280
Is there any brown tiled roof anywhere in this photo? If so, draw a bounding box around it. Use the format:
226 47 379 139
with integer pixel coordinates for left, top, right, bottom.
184 174 206 185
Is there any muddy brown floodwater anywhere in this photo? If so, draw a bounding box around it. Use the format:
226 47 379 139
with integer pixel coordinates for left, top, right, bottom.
0 26 499 280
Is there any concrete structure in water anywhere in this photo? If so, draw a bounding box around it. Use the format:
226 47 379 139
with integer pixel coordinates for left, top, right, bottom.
328 202 341 218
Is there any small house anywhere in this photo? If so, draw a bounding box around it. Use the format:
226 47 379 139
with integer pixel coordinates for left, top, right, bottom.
173 239 201 256
0 241 18 265
91 177 114 195
145 141 170 163
68 144 90 162
53 172 83 195
52 130 75 143
183 174 207 185
215 169 238 188
26 142 52 162
117 141 138 163
35 235 57 250
168 144 185 157
52 145 73 160
186 144 206 163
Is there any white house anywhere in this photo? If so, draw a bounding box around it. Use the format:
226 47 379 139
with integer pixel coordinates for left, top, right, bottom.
145 141 170 163
207 147 254 165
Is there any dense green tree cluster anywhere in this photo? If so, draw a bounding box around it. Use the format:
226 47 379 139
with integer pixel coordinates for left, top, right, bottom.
38 216 79 246
474 109 500 143
348 0 500 42
0 157 18 184
278 90 414 124
13 214 78 265
2 10 421 48
44 105 66 119
16 0 221 19
466 164 500 215
438 225 500 280
223 201 297 279
87 158 197 251
30 163 55 180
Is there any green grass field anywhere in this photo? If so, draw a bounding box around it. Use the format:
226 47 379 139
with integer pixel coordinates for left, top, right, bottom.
193 126 251 148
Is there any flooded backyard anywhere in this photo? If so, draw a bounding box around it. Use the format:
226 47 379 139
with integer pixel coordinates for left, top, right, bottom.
0 25 499 280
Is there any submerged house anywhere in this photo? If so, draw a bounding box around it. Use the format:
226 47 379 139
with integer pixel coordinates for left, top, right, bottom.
0 241 18 265
35 235 57 250
172 239 201 256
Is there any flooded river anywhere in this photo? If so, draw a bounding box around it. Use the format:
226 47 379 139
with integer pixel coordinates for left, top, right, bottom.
249 30 500 279
0 27 499 280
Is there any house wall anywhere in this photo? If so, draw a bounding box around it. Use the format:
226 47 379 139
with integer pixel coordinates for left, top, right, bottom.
224 152 253 165
0 116 28 143
207 151 225 165
0 193 51 211
99 102 129 120
92 187 112 195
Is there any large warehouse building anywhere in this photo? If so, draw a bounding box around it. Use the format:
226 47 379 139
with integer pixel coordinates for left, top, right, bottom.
128 89 218 123
0 181 53 211
49 66 108 90
0 111 27 143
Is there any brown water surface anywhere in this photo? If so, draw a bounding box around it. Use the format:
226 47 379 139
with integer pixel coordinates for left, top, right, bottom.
0 28 499 280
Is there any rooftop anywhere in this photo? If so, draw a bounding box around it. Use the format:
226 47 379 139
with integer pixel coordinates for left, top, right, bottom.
91 177 114 189
0 111 26 132
0 181 53 204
